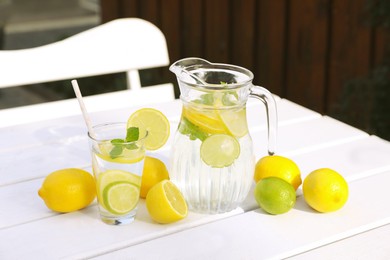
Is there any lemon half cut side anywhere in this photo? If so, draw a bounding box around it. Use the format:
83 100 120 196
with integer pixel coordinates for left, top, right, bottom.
146 180 188 224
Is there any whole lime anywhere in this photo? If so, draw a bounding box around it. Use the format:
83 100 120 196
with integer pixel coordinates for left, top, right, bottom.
254 177 296 215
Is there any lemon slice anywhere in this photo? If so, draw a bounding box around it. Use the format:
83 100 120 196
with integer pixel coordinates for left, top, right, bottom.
98 170 141 188
97 170 141 208
146 180 188 224
200 134 240 168
182 106 227 135
98 141 145 164
103 181 140 215
219 108 248 137
127 108 170 150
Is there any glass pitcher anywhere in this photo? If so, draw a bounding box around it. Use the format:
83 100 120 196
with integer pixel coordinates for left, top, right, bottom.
169 58 277 214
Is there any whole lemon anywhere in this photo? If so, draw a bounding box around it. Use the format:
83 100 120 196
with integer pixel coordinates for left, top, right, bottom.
140 156 169 198
38 168 96 213
303 168 348 213
254 155 302 190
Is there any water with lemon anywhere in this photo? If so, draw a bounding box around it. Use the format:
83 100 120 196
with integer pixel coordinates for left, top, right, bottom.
171 93 255 214
89 123 146 225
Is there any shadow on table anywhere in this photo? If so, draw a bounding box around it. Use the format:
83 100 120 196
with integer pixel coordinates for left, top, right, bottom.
293 195 319 214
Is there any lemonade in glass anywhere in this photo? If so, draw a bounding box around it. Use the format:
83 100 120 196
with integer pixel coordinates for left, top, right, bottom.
89 122 147 225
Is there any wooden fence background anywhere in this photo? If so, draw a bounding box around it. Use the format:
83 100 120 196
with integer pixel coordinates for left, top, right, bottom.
101 0 390 140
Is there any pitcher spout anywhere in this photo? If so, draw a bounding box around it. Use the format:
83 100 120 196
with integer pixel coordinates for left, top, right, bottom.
169 57 211 75
169 57 211 85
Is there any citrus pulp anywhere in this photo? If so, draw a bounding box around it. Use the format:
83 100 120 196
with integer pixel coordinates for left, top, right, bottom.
127 108 170 150
146 180 188 224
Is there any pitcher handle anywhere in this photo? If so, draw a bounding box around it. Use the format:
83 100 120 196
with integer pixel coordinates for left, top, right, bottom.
249 85 278 155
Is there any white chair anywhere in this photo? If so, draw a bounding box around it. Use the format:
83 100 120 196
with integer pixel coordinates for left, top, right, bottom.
0 18 175 127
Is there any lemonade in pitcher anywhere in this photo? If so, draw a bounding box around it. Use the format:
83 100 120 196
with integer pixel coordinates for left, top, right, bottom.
171 93 255 213
170 58 277 214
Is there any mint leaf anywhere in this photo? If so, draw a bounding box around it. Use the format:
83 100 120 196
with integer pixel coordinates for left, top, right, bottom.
124 127 139 150
109 139 124 158
126 127 139 142
179 117 208 141
111 138 125 145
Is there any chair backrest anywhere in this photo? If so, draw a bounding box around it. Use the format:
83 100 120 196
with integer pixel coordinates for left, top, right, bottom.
0 18 175 127
0 18 170 90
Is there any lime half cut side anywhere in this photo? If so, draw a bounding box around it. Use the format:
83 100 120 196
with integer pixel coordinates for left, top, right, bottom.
200 134 240 168
103 181 140 215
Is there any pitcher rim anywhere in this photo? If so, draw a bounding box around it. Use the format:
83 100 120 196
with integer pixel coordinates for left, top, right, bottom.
177 62 254 90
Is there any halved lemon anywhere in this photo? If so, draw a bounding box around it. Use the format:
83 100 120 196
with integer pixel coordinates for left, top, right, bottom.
127 108 170 150
146 180 188 224
200 134 240 168
102 181 140 215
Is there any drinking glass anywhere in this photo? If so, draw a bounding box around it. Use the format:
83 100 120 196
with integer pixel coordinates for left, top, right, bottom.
88 122 147 225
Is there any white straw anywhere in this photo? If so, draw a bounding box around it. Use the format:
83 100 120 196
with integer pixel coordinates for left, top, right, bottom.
71 79 97 139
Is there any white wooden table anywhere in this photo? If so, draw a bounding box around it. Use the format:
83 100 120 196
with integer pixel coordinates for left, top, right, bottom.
1 96 390 259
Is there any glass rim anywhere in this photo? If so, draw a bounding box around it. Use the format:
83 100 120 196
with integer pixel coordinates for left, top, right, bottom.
87 122 149 144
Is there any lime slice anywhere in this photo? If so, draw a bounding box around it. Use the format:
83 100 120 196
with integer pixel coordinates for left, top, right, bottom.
200 134 240 168
103 181 140 215
127 108 170 150
97 170 141 208
219 108 248 138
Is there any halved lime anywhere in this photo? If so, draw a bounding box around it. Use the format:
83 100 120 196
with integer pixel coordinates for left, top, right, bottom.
200 134 240 168
97 170 141 208
103 181 140 215
127 108 170 150
219 108 249 138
